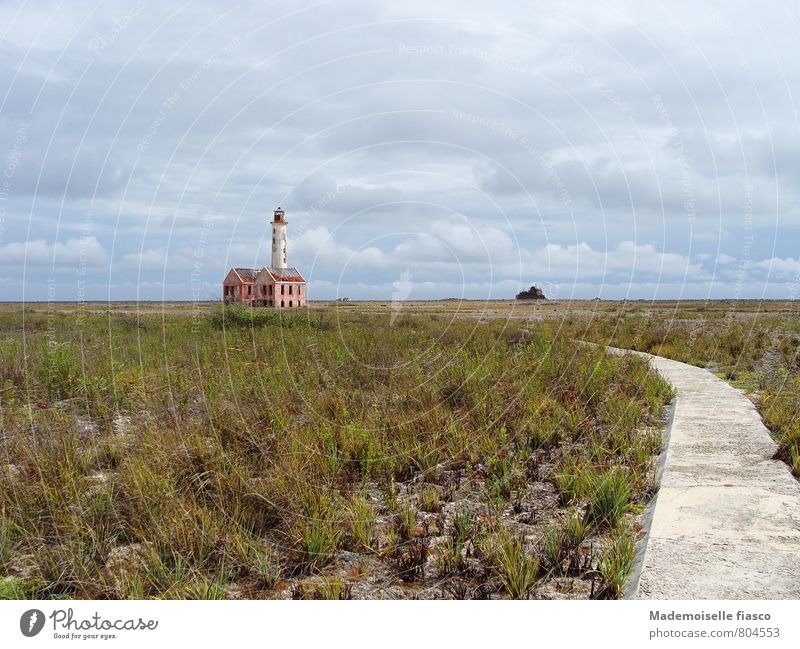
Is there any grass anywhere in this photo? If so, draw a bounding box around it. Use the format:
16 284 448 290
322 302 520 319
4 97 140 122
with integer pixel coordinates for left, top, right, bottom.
437 507 479 575
762 392 800 475
436 536 464 575
345 493 376 552
293 576 352 600
452 508 477 544
0 576 39 599
394 501 418 542
540 525 565 574
584 468 634 529
597 525 637 598
293 495 342 570
565 304 800 478
486 531 540 599
0 302 673 599
418 485 442 513
564 508 591 548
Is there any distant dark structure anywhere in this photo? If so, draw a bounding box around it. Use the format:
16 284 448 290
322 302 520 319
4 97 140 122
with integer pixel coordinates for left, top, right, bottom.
516 285 546 300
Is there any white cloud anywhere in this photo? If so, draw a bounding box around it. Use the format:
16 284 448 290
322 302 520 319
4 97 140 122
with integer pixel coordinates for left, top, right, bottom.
119 249 168 272
292 226 390 272
0 236 107 268
292 219 708 285
508 241 708 284
753 257 800 277
428 218 514 261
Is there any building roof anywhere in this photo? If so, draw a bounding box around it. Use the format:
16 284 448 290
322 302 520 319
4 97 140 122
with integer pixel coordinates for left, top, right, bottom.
261 266 305 283
230 267 263 283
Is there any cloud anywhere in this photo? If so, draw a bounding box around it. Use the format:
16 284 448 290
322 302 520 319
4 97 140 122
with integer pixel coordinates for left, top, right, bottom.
753 257 800 277
118 249 168 272
714 253 737 265
0 0 797 299
0 236 107 268
523 240 706 281
289 218 708 288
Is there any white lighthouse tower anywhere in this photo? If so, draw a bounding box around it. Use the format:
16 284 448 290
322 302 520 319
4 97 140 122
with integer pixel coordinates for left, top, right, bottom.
271 207 288 268
223 205 306 308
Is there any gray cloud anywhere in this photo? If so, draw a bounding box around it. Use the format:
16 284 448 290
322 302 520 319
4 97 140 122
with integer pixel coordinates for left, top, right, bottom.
0 0 797 300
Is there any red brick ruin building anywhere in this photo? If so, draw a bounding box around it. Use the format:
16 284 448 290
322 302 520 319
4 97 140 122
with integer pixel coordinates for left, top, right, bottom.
223 207 307 308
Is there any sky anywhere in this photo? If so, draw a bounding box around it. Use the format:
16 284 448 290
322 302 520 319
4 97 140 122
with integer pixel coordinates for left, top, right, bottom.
1 0 799 301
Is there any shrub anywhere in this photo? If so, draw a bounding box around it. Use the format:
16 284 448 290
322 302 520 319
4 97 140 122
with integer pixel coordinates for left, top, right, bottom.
210 303 313 329
485 454 524 503
0 577 39 599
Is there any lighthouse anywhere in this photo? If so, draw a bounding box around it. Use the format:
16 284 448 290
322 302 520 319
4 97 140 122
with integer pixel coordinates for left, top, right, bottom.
271 207 288 269
223 205 306 308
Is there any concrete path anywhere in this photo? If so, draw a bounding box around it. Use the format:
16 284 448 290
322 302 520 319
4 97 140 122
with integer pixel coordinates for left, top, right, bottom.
620 349 800 599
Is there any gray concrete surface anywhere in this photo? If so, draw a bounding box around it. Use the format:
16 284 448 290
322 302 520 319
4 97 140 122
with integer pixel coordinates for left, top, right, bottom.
619 349 800 599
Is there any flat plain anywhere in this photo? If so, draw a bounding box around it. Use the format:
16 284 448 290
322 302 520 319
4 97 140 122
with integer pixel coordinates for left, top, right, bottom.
0 299 797 599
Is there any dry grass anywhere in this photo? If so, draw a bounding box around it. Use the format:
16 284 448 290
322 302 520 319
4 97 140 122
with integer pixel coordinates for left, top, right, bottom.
559 302 800 478
0 302 673 599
